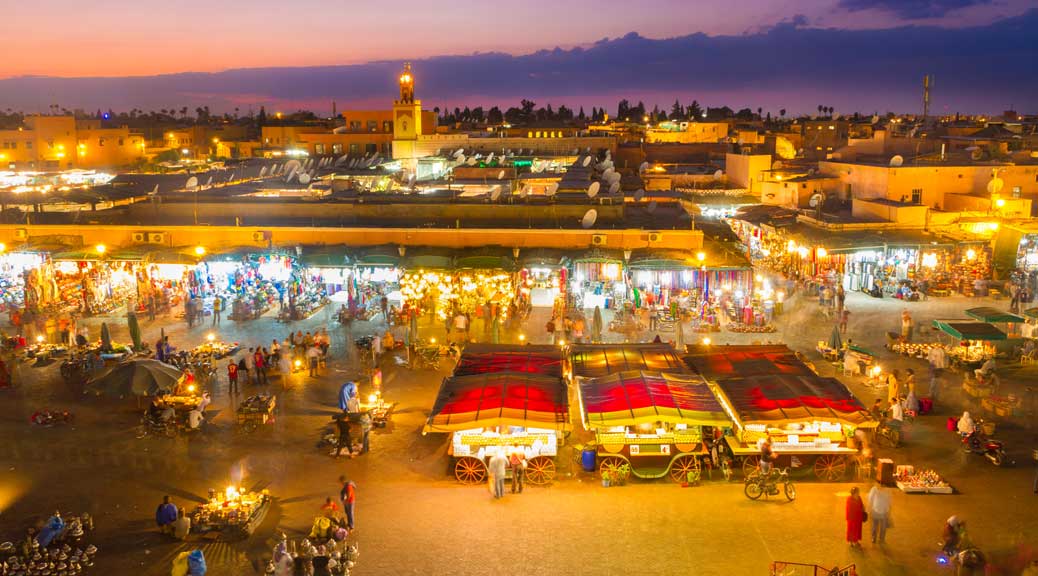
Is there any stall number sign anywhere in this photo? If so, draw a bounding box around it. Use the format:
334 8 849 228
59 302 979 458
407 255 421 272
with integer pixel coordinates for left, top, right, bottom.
630 445 670 455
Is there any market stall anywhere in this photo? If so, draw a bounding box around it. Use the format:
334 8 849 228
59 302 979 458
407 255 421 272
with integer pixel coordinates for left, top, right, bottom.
189 486 272 540
349 245 403 320
1023 308 1038 339
237 394 277 433
930 320 1006 370
578 370 732 482
0 249 45 312
516 249 570 309
684 344 871 481
965 307 1025 339
423 368 570 486
454 344 563 378
570 249 625 311
894 465 953 494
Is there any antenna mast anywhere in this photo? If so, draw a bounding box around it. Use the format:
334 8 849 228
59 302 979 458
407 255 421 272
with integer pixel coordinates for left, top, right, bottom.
922 75 932 120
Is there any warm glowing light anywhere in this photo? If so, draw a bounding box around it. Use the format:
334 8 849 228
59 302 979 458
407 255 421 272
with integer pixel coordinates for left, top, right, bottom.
557 339 566 347
430 337 437 344
870 366 882 377
187 384 196 393
755 274 763 282
921 253 938 268
94 243 106 254
368 394 378 404
696 251 706 262
294 359 302 368
206 333 216 342
36 335 45 343
195 245 206 256
0 243 6 252
797 246 809 258
518 334 526 342
786 240 796 253
995 198 1006 208
816 247 828 258
702 337 712 345
966 249 977 261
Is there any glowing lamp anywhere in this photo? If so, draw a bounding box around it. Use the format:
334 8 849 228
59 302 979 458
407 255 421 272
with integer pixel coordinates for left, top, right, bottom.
786 240 797 253
966 249 977 261
797 246 809 258
696 251 706 262
187 384 196 393
816 247 828 258
921 253 938 268
557 339 566 347
36 335 45 343
294 359 302 368
206 333 216 342
702 337 711 345
0 242 6 252
430 337 437 344
195 246 206 256
995 198 1006 208
368 394 378 404
518 334 526 342
94 243 106 255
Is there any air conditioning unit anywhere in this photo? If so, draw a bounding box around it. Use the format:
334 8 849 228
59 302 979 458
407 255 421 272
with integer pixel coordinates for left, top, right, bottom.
148 232 166 244
591 234 608 246
14 228 28 240
131 232 147 243
252 231 270 243
648 232 663 243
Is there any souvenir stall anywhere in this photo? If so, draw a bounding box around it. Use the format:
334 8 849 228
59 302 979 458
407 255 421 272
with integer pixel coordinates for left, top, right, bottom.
47 253 138 316
299 245 350 296
517 249 570 309
137 250 199 315
684 344 871 481
628 250 697 332
570 250 625 311
930 320 1005 370
894 465 953 494
349 245 403 320
206 252 292 321
189 485 272 540
0 250 45 312
578 370 732 483
454 248 518 323
912 242 991 297
1023 308 1038 339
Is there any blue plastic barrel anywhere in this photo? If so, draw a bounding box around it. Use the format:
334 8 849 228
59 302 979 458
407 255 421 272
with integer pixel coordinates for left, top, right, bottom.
581 447 597 472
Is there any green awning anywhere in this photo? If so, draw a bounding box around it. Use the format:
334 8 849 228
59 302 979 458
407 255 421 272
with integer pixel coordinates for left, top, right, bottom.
456 247 516 271
146 249 201 265
353 245 401 267
404 247 454 271
629 249 698 270
574 248 624 264
299 246 348 268
51 248 103 262
518 248 572 269
965 307 1025 324
107 246 150 261
1023 308 1038 320
932 320 1006 341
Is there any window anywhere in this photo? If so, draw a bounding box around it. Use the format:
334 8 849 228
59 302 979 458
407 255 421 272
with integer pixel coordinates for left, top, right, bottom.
381 142 391 154
1012 186 1022 198
332 143 343 154
25 141 32 149
98 138 105 147
382 121 392 132
349 121 361 131
118 138 124 146
349 143 359 154
367 121 377 132
315 144 325 154
365 143 377 154
911 188 923 204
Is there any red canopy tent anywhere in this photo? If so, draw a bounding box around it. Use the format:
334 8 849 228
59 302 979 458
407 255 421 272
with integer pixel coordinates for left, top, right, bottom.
424 372 570 433
579 371 729 428
453 344 563 378
569 344 688 379
682 344 813 381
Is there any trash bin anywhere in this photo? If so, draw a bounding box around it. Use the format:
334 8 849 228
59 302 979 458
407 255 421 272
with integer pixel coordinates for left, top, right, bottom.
581 447 597 472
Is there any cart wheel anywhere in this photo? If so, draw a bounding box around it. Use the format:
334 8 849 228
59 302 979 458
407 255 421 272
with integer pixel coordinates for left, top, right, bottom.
741 455 761 477
242 420 258 434
813 455 848 481
525 456 556 485
164 423 178 438
598 456 630 481
454 456 487 484
668 454 700 483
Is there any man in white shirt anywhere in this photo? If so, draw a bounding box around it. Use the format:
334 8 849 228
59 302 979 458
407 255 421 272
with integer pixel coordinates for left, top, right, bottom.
867 482 892 544
172 509 191 540
187 408 203 431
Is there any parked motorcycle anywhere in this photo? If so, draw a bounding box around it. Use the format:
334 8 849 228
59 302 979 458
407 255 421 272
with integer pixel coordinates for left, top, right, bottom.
961 419 1010 466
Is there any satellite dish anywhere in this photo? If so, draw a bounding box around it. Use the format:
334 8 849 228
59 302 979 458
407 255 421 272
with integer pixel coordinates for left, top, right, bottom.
519 187 529 199
772 161 784 170
531 162 544 174
259 166 268 177
151 184 159 195
185 176 198 190
889 155 904 167
546 183 559 196
987 177 1004 194
205 176 213 187
871 114 880 124
634 189 645 202
408 173 417 186
607 171 621 184
284 159 302 173
647 201 657 213
487 152 495 163
809 193 824 208
581 209 598 229
334 155 347 166
639 161 649 173
833 113 842 120
582 156 592 167
608 181 620 194
497 170 506 180
713 169 723 181
603 167 615 178
456 154 466 164
971 148 985 161
490 186 502 202
454 148 465 157
587 181 600 198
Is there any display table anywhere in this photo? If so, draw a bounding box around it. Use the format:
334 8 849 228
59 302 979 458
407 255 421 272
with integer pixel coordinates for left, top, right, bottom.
190 488 271 540
894 465 953 494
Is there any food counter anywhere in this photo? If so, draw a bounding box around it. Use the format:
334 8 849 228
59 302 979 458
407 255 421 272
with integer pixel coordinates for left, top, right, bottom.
190 487 272 540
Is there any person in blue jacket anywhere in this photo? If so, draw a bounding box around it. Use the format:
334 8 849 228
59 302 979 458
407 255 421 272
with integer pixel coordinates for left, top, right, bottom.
156 495 178 535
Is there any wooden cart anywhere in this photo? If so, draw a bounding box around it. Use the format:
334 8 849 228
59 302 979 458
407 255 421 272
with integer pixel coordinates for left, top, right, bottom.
450 428 560 486
236 395 276 433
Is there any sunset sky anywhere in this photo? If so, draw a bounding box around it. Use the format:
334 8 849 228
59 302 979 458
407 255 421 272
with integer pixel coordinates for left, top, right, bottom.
3 0 1031 77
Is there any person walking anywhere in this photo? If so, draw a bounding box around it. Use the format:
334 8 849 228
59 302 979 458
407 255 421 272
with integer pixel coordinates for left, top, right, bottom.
845 486 865 548
509 451 526 494
488 450 508 499
186 298 195 329
901 309 913 341
155 495 178 536
226 359 239 396
338 476 356 530
839 308 850 334
836 285 846 313
867 481 892 544
359 412 372 454
254 347 268 386
334 415 354 458
245 347 256 386
307 344 321 377
928 344 947 406
237 355 249 388
887 369 901 405
212 295 222 326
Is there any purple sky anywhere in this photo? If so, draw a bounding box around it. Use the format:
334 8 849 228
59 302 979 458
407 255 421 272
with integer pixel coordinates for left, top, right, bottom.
2 0 1031 77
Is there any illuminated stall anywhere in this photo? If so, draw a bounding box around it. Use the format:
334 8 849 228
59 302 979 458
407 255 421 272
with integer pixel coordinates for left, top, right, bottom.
931 320 1005 369
0 249 46 312
570 249 625 310
516 249 569 309
350 245 403 319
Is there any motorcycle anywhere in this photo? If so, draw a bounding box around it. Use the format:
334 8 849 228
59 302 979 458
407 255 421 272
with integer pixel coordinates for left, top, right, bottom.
30 410 74 427
961 419 1010 466
744 467 796 501
136 413 179 439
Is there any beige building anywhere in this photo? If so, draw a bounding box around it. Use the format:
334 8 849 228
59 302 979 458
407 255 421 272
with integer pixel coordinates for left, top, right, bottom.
646 122 728 144
725 153 772 195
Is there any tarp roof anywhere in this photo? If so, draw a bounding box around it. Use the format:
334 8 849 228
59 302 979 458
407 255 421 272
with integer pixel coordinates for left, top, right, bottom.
712 373 870 426
932 320 1007 341
579 370 730 428
424 372 570 433
964 307 1025 324
1024 308 1038 320
352 245 401 267
570 344 687 379
453 345 563 378
682 344 815 381
783 224 954 253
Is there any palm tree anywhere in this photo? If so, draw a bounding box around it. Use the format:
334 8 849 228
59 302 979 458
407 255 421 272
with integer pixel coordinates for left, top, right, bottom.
817 105 823 116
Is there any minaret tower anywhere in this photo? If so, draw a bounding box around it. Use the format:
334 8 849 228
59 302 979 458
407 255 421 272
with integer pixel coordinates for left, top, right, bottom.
393 63 422 141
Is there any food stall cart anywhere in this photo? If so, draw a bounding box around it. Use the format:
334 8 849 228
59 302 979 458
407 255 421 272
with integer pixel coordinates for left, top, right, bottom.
568 343 687 380
930 320 1005 370
684 344 871 481
189 486 272 540
236 394 277 433
578 370 732 482
423 371 570 486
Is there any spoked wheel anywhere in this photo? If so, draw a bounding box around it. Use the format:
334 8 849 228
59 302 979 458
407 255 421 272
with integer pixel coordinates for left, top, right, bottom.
784 481 797 501
598 456 630 482
525 456 556 485
668 455 701 483
454 456 487 485
744 479 764 500
813 455 848 481
741 455 761 477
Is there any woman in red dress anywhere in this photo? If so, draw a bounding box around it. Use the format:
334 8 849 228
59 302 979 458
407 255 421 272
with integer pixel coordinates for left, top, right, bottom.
845 486 865 548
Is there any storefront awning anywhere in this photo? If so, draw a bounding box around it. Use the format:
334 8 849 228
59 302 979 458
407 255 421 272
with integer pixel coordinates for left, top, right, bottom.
454 345 563 378
1023 308 1038 320
579 370 730 428
682 344 815 381
299 246 349 268
964 307 1025 324
51 248 103 262
455 247 517 271
404 247 454 271
145 249 201 266
932 320 1006 341
352 245 401 267
574 248 624 264
423 372 570 433
518 248 572 269
570 344 688 379
628 249 699 270
784 224 955 254
107 246 150 261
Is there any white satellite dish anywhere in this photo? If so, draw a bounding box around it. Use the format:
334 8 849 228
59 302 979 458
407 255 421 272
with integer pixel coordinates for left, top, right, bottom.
299 173 311 185
772 161 784 170
466 157 477 166
582 156 592 168
151 184 159 195
603 167 615 178
531 162 544 174
581 209 598 229
639 161 649 173
889 155 904 167
205 176 213 187
259 166 268 177
408 173 417 186
833 113 842 120
490 186 502 202
971 148 985 161
987 178 1004 194
607 171 621 184
497 170 506 180
271 163 280 175
647 201 657 213
454 148 464 157
608 181 620 194
284 159 302 172
474 153 483 160
546 183 559 196
487 152 495 163
634 189 645 202
809 193 824 208
713 169 723 181
587 181 600 198
871 114 880 124
185 176 198 190
456 154 466 164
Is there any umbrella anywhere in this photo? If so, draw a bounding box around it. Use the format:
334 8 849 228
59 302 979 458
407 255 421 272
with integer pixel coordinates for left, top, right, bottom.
676 318 686 350
592 306 603 343
100 322 112 352
127 311 142 352
828 324 843 350
85 359 183 397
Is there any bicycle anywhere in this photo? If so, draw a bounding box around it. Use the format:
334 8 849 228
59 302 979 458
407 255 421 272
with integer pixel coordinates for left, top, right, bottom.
744 467 796 501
